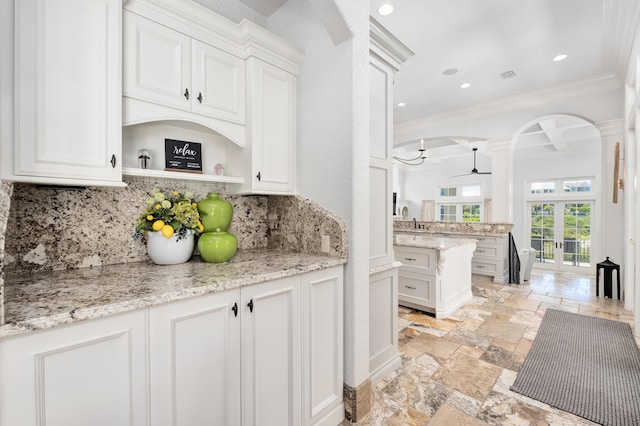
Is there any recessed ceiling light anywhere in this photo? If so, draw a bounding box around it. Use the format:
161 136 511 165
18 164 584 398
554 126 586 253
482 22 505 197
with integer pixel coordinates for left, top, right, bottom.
460 82 471 89
553 54 568 62
397 102 406 107
443 68 458 76
378 3 394 16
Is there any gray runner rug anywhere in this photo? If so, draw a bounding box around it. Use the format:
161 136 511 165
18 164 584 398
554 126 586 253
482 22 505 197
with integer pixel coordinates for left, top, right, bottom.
511 309 640 426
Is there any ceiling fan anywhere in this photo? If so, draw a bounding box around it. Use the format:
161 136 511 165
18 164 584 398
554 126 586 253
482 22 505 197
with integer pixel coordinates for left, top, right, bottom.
450 148 492 178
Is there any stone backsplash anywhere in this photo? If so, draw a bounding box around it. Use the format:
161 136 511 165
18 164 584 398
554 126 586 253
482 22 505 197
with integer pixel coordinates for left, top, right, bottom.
3 176 346 275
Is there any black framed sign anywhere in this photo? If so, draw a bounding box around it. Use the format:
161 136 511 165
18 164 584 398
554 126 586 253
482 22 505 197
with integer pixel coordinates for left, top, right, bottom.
164 139 203 173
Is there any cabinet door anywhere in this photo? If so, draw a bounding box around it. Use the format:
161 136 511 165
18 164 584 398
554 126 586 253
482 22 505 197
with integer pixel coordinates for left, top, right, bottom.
14 0 122 183
242 276 301 426
192 40 245 124
0 311 147 426
149 290 241 426
247 58 296 194
123 11 191 111
369 268 400 384
302 266 344 426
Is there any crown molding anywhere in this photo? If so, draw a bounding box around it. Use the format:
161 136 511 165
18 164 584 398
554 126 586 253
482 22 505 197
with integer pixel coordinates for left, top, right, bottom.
394 72 622 143
369 16 414 70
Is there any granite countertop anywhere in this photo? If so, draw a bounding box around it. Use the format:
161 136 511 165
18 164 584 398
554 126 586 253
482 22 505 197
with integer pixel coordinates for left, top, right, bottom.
1 249 346 338
394 233 477 250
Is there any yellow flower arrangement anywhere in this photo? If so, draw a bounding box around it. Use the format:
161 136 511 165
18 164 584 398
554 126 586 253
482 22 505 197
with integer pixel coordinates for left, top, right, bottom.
136 188 204 239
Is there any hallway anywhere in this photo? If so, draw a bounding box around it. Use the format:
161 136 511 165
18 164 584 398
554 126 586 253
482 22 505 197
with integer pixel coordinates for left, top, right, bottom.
348 270 636 425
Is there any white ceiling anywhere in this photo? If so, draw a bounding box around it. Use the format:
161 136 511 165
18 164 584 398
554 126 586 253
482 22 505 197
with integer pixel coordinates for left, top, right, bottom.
239 0 633 167
370 0 608 123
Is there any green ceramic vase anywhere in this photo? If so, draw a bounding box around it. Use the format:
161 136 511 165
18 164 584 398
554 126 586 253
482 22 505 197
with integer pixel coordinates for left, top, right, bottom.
198 229 238 263
197 192 232 232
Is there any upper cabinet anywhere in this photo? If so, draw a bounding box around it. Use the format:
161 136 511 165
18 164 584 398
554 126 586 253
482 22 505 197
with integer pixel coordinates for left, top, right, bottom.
228 58 296 194
123 11 246 143
121 0 303 194
2 0 125 187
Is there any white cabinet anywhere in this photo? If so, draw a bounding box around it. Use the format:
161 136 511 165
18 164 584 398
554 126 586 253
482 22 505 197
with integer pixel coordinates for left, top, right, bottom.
149 290 241 426
5 0 124 186
242 276 302 426
368 268 400 385
123 11 245 127
302 266 344 426
0 311 148 426
395 246 437 310
230 58 297 194
148 267 342 426
471 235 509 283
395 243 475 318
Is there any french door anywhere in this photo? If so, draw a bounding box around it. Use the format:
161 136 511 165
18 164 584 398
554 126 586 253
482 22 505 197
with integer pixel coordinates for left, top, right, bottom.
528 201 593 271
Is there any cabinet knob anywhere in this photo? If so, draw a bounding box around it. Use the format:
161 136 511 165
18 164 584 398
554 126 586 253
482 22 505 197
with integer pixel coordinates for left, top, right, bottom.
247 299 254 313
256 171 261 181
404 285 417 290
197 92 203 103
404 257 416 261
231 302 238 317
184 88 189 100
110 154 116 168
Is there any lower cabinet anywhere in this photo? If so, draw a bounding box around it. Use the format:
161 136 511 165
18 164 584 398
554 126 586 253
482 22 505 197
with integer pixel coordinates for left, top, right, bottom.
241 276 302 426
368 268 400 386
0 310 148 426
0 266 344 426
149 289 242 426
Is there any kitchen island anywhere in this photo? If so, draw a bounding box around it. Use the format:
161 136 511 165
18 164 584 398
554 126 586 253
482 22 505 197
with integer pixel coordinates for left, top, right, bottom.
394 233 476 318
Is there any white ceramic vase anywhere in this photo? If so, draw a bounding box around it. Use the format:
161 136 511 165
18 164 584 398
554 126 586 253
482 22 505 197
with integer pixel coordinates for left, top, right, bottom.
146 230 194 265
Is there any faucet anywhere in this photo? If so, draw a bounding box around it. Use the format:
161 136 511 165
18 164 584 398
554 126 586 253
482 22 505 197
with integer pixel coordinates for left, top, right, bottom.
413 218 417 229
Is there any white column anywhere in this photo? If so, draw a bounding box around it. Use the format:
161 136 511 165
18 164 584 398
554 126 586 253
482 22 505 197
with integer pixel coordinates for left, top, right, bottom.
488 139 514 223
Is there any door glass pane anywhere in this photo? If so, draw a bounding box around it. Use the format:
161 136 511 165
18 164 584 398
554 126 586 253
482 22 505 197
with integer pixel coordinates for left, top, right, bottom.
563 203 591 267
530 203 555 264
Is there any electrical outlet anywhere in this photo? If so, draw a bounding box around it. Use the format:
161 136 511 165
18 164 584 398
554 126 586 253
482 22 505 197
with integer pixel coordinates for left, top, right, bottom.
321 235 330 253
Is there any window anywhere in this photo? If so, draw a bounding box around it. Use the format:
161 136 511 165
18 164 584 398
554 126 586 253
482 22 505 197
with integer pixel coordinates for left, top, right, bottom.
437 184 483 222
530 179 592 195
440 187 457 197
563 180 591 192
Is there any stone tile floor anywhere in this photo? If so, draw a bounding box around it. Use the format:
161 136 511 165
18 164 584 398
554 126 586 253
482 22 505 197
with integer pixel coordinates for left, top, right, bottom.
346 269 637 425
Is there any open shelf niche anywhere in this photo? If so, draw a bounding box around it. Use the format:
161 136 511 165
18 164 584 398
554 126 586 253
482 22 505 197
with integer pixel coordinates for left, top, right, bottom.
122 120 245 184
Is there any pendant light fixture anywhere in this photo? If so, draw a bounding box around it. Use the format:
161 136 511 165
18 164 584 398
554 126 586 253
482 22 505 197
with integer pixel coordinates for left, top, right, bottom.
393 139 426 166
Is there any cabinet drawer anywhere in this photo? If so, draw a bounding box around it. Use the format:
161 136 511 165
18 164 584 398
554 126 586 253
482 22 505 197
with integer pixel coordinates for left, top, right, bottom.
474 236 500 246
394 246 437 275
472 261 497 275
398 273 435 307
473 245 498 258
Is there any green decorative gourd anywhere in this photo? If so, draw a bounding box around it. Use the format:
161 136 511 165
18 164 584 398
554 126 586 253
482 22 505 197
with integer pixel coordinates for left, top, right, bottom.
197 192 232 232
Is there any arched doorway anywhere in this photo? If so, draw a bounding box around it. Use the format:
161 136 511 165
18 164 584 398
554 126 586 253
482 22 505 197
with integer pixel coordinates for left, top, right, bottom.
511 114 602 273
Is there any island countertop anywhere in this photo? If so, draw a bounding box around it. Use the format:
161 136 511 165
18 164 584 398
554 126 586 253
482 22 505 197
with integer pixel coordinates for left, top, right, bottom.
394 233 477 251
1 249 346 338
